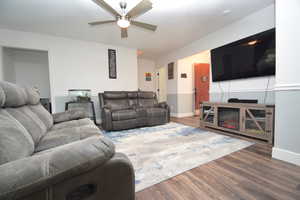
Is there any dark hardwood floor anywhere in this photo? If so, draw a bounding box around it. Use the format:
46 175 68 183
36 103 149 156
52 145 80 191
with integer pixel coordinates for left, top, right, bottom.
136 116 300 200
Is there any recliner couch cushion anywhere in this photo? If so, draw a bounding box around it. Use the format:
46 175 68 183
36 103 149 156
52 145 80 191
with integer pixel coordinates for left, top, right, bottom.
103 92 130 111
0 87 5 107
138 92 158 108
0 81 28 107
112 109 137 121
51 118 95 130
0 110 34 165
29 104 54 130
6 106 47 145
127 92 138 106
146 107 167 117
36 124 100 152
25 87 40 105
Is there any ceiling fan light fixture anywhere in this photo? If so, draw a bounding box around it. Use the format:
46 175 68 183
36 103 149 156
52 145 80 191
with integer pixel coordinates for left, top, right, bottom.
117 16 130 28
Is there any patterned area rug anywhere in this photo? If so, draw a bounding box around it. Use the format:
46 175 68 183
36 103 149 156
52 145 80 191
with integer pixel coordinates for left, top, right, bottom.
104 122 252 192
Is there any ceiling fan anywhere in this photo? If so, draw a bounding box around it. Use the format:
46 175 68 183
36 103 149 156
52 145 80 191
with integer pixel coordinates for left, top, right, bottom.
89 0 157 38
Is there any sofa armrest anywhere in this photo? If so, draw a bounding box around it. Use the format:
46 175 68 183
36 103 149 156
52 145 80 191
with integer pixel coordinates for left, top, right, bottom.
52 109 87 124
156 102 168 109
0 136 115 200
101 108 113 131
156 102 170 122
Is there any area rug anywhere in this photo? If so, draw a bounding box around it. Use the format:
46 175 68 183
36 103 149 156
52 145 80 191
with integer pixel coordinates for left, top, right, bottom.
104 122 253 192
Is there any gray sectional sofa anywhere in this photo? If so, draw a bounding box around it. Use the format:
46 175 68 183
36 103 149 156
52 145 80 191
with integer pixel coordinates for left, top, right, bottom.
0 81 135 200
99 91 170 131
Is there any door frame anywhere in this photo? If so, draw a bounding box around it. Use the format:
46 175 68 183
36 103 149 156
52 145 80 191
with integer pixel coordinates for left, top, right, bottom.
194 63 210 115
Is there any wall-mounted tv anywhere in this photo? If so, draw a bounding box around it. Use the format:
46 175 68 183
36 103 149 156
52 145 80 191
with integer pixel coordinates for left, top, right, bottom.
211 28 275 82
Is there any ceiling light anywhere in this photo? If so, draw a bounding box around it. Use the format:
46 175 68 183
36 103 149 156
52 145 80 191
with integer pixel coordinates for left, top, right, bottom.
222 10 231 15
248 40 258 46
117 17 130 28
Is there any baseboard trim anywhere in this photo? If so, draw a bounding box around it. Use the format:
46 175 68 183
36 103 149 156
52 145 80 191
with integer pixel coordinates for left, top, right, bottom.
272 147 300 166
274 83 300 91
171 112 194 118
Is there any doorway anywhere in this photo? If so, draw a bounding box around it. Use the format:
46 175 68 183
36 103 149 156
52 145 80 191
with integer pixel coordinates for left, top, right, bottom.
157 67 167 102
194 63 210 115
1 46 52 111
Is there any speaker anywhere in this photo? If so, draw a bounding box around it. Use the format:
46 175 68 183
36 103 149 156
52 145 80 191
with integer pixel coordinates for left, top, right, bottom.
228 98 258 104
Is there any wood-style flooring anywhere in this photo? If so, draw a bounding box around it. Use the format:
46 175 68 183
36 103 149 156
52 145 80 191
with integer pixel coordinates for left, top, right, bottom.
136 116 300 200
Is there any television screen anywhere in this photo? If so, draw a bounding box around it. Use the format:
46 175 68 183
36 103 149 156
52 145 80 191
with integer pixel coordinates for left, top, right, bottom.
211 28 275 82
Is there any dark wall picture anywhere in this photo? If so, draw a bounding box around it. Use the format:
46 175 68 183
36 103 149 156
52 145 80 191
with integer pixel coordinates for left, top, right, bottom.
168 62 174 80
108 49 117 79
181 73 187 78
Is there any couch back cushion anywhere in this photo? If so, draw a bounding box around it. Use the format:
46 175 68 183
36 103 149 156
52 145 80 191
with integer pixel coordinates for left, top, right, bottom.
0 81 52 144
127 91 138 106
0 110 34 165
0 81 28 108
138 92 157 108
103 92 130 111
0 87 5 107
6 106 47 145
29 104 54 130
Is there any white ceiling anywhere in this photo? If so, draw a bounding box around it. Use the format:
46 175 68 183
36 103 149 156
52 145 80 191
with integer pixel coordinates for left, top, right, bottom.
0 0 274 59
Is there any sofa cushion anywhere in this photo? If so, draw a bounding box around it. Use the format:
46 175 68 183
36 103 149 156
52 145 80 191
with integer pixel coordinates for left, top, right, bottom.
6 106 47 145
112 109 137 121
51 118 95 130
0 81 28 107
29 104 54 130
103 91 127 99
0 110 34 165
0 136 115 199
138 91 156 99
146 107 167 117
139 99 156 108
138 92 157 108
103 92 130 111
25 87 40 105
35 124 100 152
128 92 138 106
0 87 5 107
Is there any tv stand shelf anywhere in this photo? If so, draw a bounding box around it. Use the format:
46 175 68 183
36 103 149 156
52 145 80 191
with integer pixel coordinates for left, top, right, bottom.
200 102 275 144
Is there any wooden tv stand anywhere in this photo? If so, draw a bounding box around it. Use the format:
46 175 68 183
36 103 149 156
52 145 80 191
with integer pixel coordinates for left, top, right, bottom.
199 102 275 144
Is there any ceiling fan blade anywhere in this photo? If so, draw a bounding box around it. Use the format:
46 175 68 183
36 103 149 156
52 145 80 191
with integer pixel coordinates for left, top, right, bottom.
121 28 128 38
131 21 157 31
92 0 120 17
88 20 116 26
126 0 152 18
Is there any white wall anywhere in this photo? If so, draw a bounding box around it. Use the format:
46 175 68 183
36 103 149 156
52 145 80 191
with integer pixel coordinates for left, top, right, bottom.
0 28 138 113
177 51 211 95
4 48 51 98
0 47 3 80
272 0 300 166
138 58 156 92
1 48 16 83
158 5 275 93
157 4 275 116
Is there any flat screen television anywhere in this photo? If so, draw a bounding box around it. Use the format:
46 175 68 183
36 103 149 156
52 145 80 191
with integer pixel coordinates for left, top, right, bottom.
211 28 275 82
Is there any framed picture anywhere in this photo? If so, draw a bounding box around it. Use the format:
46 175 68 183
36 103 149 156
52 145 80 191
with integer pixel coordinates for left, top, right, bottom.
168 62 174 80
145 73 152 81
181 73 187 78
108 49 117 79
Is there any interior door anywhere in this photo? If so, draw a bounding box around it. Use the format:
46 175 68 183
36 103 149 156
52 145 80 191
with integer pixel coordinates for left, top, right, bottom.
157 67 167 102
194 63 210 110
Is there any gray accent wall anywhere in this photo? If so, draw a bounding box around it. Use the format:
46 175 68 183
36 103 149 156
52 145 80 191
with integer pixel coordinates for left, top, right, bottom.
275 90 300 154
177 93 194 114
167 94 178 114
